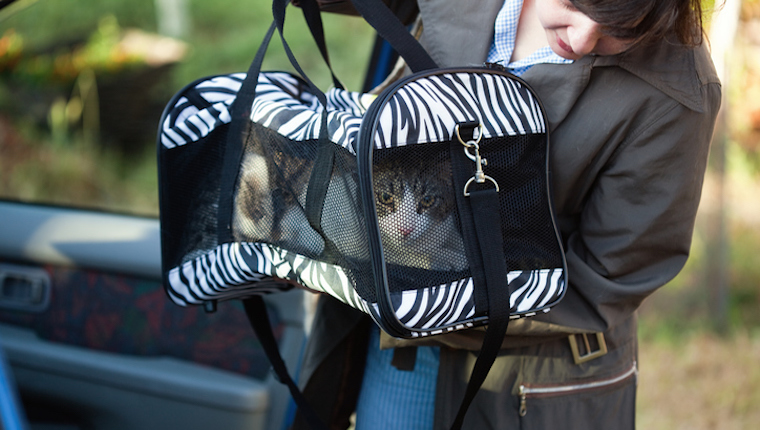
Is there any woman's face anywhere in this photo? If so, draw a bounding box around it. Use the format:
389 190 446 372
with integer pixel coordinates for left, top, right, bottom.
536 0 636 60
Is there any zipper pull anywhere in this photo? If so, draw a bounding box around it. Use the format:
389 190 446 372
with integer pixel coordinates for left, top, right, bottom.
519 385 527 417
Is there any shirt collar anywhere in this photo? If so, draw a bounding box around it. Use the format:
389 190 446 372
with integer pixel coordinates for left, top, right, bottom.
487 0 573 76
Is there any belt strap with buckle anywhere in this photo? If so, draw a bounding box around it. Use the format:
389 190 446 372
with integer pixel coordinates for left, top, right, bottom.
568 332 608 364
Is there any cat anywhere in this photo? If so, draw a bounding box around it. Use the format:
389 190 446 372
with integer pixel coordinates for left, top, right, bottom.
232 143 326 257
232 143 467 272
233 151 275 240
372 154 468 272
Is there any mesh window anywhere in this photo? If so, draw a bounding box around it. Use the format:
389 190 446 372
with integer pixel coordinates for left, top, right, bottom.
373 133 562 296
482 133 563 271
320 147 373 286
232 123 373 298
233 124 325 257
373 143 470 295
161 126 226 268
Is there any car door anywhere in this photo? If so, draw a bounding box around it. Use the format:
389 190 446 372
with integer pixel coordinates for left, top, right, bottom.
0 200 306 430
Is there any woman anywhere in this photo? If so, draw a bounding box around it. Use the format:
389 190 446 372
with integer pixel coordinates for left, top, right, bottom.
293 0 721 429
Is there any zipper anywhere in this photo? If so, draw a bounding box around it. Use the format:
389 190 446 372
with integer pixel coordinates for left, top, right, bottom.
518 361 638 417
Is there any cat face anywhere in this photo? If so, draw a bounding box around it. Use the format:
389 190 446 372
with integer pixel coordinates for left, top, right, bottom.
374 157 455 246
372 155 467 271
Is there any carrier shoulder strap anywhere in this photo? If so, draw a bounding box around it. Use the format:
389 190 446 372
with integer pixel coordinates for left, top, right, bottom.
450 187 511 430
243 297 328 430
349 0 437 72
447 126 514 429
233 3 334 429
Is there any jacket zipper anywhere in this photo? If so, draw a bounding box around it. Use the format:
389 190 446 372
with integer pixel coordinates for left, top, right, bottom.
518 361 638 417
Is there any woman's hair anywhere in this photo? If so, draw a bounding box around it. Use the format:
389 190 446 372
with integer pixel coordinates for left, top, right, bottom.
570 0 706 47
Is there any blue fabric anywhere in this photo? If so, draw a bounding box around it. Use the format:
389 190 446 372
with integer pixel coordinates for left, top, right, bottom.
354 327 440 430
487 0 573 76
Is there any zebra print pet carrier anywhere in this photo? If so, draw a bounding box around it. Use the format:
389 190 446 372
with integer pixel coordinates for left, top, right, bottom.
158 0 567 427
160 67 567 336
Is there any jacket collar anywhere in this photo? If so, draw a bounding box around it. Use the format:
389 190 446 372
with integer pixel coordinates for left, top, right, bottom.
522 39 717 127
521 57 593 128
593 39 714 113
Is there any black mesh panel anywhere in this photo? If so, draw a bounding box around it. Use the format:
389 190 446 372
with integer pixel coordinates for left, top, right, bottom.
232 123 374 299
373 143 471 295
482 133 562 271
159 124 226 269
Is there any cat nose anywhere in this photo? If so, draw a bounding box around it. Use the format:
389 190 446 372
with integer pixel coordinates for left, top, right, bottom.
399 227 414 237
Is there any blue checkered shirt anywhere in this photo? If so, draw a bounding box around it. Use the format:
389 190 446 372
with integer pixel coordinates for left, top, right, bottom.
487 0 573 76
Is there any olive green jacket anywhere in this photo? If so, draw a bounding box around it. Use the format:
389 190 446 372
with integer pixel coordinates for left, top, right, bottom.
292 1 721 428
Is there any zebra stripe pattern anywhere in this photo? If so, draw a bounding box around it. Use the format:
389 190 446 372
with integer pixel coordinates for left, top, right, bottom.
160 72 374 153
372 72 546 148
167 242 369 312
167 242 280 306
160 71 542 152
388 268 565 336
167 241 565 335
160 73 243 149
162 70 565 336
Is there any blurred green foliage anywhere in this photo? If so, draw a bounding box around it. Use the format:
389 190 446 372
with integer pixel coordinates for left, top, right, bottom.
1 0 375 91
177 0 376 91
0 0 375 215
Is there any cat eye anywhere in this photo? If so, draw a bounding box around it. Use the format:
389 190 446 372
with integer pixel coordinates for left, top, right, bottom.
378 192 395 206
419 195 437 208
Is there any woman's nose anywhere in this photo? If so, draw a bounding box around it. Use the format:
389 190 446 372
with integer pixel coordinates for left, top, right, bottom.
567 17 603 56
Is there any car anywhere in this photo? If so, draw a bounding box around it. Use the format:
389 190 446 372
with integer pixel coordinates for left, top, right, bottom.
0 200 308 430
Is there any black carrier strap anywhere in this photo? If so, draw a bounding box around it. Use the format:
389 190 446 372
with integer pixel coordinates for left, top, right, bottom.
450 188 512 430
448 126 513 429
350 0 437 72
243 297 328 430
219 0 335 243
227 1 338 429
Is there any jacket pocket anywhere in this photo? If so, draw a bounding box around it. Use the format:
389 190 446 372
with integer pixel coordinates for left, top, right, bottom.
517 361 638 430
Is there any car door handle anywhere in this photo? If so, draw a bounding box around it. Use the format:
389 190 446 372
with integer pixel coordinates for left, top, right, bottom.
0 263 51 312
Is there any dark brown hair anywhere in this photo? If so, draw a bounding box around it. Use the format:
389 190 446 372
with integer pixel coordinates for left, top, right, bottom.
570 0 705 46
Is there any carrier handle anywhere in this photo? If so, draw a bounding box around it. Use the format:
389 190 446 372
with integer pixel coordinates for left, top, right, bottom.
219 0 334 243
349 0 438 73
296 0 345 89
272 0 343 92
217 21 279 242
233 0 338 118
272 0 349 242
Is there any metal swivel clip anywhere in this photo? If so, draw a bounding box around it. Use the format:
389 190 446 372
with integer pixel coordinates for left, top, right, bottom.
455 123 499 197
